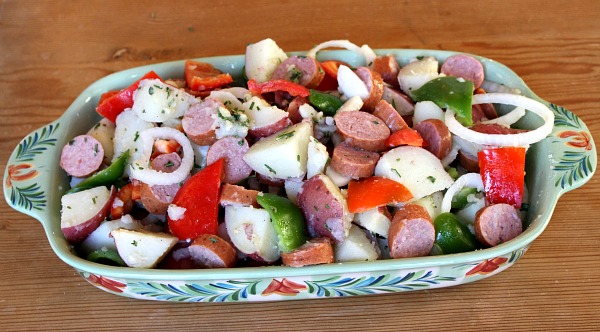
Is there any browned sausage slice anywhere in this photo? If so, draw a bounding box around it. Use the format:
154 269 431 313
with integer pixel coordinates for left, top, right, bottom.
470 123 528 135
440 54 485 89
354 67 384 112
372 99 408 133
474 88 498 120
334 110 390 152
297 174 350 243
330 142 380 179
206 137 253 184
457 151 480 173
188 234 237 268
140 182 181 215
60 134 104 177
388 204 435 258
413 119 452 160
474 203 522 247
272 55 325 89
371 55 401 89
219 183 260 208
281 237 334 267
182 98 221 146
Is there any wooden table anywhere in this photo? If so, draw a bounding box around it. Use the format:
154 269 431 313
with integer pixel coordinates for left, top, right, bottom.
1 1 599 330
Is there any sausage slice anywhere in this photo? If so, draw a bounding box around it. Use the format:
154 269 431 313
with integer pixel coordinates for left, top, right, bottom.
334 110 390 152
372 99 408 133
474 203 522 247
182 98 222 146
354 67 384 112
440 54 485 89
371 55 401 89
219 183 260 208
272 55 325 89
330 142 380 179
413 119 452 160
188 234 237 268
388 204 435 258
281 237 334 267
60 134 104 177
206 137 253 184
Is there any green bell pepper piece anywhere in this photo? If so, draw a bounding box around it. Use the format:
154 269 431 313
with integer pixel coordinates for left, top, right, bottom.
433 212 477 254
68 150 130 193
86 248 126 266
256 193 308 252
411 76 474 126
451 187 480 209
308 89 344 116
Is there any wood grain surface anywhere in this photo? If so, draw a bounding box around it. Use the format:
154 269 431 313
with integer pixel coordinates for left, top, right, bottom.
1 1 599 331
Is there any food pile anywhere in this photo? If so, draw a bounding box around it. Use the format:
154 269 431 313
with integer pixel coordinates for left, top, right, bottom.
58 39 554 269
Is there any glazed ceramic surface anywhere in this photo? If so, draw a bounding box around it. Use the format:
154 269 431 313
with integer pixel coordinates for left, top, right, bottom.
3 49 596 302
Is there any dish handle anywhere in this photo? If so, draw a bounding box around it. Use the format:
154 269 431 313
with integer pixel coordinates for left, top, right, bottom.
3 119 65 223
546 103 596 193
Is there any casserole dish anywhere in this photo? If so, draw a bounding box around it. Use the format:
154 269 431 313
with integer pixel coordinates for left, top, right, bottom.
4 49 596 302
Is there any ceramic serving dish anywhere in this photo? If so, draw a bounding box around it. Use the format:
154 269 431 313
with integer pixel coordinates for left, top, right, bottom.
3 49 596 302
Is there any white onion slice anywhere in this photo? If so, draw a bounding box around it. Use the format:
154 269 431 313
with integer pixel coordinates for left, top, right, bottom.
441 173 484 213
336 96 364 113
306 40 374 65
446 93 554 147
129 127 194 186
481 106 526 126
337 65 369 100
360 44 377 66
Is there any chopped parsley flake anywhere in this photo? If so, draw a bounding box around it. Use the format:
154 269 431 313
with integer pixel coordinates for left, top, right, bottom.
134 131 140 142
164 161 175 168
92 196 97 204
391 168 401 178
148 86 155 95
265 164 276 174
249 101 255 110
131 240 138 247
275 131 295 140
238 139 245 146
209 236 218 243
427 176 436 183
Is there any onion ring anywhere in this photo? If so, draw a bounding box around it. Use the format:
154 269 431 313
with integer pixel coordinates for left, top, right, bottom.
129 127 194 186
306 40 376 65
445 93 554 147
441 173 484 213
481 106 526 126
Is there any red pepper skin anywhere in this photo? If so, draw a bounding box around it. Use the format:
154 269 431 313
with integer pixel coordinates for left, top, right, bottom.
247 79 310 97
314 60 346 91
478 147 526 208
168 158 224 240
185 60 233 92
346 176 413 213
385 127 425 148
96 71 162 123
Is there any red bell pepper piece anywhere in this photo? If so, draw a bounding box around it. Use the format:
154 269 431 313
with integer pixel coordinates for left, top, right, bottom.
315 60 347 91
478 147 526 208
167 158 224 240
184 60 233 92
247 79 310 97
385 127 425 148
346 176 413 213
96 71 162 123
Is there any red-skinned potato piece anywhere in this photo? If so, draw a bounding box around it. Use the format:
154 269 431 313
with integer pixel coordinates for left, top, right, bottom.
61 186 116 244
167 158 224 240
